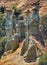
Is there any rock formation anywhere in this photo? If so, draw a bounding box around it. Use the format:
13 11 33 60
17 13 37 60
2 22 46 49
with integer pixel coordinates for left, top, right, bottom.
5 33 19 52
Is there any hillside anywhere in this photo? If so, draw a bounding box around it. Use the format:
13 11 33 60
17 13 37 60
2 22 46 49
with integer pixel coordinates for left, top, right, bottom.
0 0 47 15
0 34 47 65
0 0 47 65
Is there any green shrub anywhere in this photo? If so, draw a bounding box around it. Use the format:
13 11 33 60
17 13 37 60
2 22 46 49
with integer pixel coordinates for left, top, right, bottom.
0 36 7 55
12 4 21 12
39 53 47 65
41 14 47 25
41 14 47 31
0 13 6 37
0 36 7 57
0 13 5 25
12 4 18 10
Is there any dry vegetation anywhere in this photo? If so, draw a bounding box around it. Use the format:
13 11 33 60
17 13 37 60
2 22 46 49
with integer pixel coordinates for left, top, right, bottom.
0 0 47 15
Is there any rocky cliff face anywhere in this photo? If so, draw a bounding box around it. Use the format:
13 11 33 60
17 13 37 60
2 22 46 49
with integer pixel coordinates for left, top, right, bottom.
0 0 47 65
0 35 47 65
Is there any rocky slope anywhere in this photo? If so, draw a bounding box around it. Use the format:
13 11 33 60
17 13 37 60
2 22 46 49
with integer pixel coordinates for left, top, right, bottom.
0 34 47 65
0 0 47 15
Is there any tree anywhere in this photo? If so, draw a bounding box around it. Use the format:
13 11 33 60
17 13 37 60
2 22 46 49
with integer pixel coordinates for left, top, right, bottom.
0 6 5 13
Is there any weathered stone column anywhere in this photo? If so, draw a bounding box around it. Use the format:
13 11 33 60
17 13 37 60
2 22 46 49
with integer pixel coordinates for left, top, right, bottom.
16 20 26 41
21 37 37 62
12 15 19 31
21 32 29 56
25 43 37 62
29 19 39 35
5 12 13 43
31 0 40 35
5 33 19 52
11 33 19 51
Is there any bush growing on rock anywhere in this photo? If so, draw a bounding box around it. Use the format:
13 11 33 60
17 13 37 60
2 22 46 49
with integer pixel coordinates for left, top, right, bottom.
39 53 47 65
41 14 47 32
0 13 6 27
0 36 7 58
0 13 6 37
12 4 21 16
12 4 18 10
